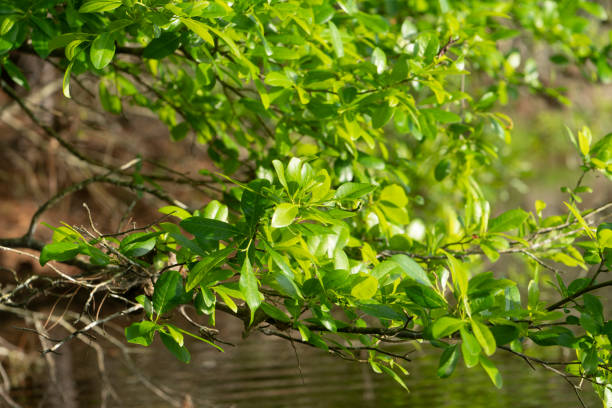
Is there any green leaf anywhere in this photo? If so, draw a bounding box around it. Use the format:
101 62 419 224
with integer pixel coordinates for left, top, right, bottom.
207 25 242 59
119 232 158 257
241 179 271 229
160 332 191 363
90 32 115 69
580 1 608 20
597 223 612 248
380 365 409 392
99 81 121 113
372 104 393 129
181 18 213 45
581 346 599 375
372 47 387 74
421 108 462 124
39 242 81 265
159 205 192 221
125 321 156 346
437 344 460 378
471 319 497 356
445 253 469 300
328 21 343 58
164 324 184 347
487 208 529 233
142 32 181 59
135 295 154 318
3 60 28 89
239 256 261 323
49 33 93 52
489 325 520 346
405 285 447 308
390 254 433 287
186 246 233 291
265 71 293 88
460 327 481 368
180 217 240 241
578 126 592 157
434 159 451 181
271 203 299 228
350 275 378 299
62 60 74 98
479 354 503 388
79 0 122 13
335 183 376 200
260 302 290 323
153 270 182 316
213 285 238 313
564 202 596 240
432 316 465 339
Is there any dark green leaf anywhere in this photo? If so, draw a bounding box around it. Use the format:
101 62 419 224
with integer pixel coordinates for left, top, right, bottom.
186 246 233 291
180 217 240 241
260 302 290 323
153 270 182 315
160 332 191 363
142 32 181 59
437 344 460 378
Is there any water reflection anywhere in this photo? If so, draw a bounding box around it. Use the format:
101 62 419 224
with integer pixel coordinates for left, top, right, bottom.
11 315 597 408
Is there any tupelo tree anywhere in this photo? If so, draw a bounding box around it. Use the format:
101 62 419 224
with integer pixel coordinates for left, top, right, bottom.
0 0 611 405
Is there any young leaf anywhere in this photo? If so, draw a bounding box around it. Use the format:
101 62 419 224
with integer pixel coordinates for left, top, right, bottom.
271 203 298 228
564 202 596 240
181 18 214 46
578 126 592 157
471 319 497 356
350 275 378 300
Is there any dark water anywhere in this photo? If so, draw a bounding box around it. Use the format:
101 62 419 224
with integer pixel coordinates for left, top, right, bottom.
9 315 598 408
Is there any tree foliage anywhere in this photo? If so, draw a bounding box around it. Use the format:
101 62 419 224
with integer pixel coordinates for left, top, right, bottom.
1 0 612 405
